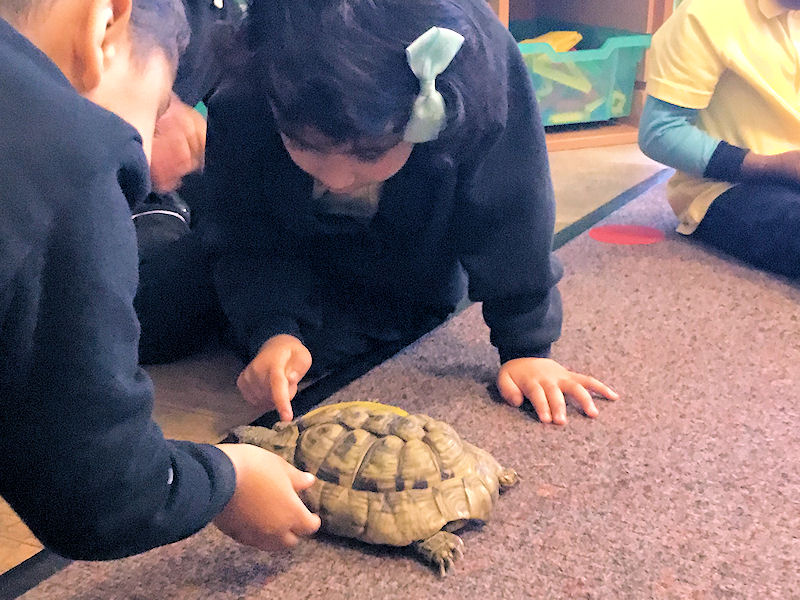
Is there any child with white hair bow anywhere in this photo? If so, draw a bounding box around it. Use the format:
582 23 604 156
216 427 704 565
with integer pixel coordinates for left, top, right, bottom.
201 0 619 425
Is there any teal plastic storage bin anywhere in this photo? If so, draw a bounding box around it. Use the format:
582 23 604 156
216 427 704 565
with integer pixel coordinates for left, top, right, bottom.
510 19 651 127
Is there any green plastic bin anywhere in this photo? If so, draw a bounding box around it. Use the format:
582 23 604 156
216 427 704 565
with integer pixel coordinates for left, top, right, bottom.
511 18 651 127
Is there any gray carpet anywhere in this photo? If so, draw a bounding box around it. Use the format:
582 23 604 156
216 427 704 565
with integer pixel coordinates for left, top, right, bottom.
21 182 800 599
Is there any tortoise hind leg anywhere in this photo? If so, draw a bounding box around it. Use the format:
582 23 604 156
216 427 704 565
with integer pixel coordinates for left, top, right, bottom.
412 531 465 576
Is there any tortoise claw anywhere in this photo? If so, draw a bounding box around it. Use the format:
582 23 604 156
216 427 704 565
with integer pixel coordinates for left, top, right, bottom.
454 543 464 561
414 531 465 576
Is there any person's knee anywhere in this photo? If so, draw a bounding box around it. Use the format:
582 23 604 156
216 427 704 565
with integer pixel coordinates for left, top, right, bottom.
693 183 800 278
134 231 219 363
133 194 192 257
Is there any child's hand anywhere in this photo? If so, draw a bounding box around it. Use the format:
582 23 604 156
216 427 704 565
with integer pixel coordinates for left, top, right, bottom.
741 150 800 185
237 334 312 421
213 443 321 550
150 94 207 193
497 357 619 425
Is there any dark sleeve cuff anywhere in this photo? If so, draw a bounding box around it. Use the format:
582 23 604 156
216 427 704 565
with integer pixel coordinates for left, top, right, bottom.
247 317 304 361
84 441 236 560
483 288 563 365
703 141 749 182
164 441 236 528
498 344 552 364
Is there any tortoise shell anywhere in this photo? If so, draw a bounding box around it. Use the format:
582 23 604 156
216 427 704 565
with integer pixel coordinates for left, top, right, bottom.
232 402 511 547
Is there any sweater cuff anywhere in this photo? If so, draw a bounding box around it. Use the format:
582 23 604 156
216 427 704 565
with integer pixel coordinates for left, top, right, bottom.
247 317 303 361
168 441 236 521
498 344 552 364
703 141 749 182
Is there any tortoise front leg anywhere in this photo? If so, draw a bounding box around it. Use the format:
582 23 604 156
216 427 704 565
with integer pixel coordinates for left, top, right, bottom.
413 531 465 576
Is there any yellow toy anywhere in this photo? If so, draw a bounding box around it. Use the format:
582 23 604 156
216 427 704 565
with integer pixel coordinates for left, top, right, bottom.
519 30 583 52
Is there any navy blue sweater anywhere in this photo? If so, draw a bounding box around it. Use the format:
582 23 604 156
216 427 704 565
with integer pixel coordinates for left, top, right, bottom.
0 18 235 560
174 0 242 106
202 0 563 364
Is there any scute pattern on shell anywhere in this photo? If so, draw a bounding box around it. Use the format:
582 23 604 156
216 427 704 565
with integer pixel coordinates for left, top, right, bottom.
291 406 503 546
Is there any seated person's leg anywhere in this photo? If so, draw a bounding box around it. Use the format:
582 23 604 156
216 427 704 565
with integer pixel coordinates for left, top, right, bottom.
299 287 448 380
690 182 800 279
133 205 222 364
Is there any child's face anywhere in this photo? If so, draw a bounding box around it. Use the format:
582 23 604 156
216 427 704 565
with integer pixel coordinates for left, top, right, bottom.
281 132 413 193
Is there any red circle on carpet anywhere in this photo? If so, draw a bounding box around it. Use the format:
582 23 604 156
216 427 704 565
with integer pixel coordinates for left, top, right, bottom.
589 224 665 245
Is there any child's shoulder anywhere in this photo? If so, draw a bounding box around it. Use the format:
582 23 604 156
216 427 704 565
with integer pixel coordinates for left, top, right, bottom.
1 29 142 185
657 0 759 48
672 0 757 23
1 25 148 233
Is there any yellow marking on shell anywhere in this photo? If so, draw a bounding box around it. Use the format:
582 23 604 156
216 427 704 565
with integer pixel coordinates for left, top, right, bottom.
302 401 408 420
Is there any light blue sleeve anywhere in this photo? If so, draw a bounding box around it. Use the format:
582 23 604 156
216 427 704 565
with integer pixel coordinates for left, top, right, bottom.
637 95 721 177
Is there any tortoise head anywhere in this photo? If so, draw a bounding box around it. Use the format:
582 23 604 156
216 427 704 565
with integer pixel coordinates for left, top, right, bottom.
230 423 299 454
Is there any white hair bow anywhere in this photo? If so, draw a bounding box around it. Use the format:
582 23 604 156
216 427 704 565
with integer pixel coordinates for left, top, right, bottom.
403 26 465 143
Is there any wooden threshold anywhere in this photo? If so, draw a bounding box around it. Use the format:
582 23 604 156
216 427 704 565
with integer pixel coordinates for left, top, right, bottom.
545 117 639 152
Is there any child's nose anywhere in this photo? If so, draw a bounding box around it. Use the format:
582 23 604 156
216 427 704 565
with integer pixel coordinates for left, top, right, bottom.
316 162 356 191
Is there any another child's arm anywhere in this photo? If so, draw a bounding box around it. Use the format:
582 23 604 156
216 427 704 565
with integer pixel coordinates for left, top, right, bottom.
237 334 312 421
150 93 207 193
214 443 321 550
641 0 800 185
456 29 617 424
497 358 618 425
739 149 800 183
639 95 800 184
637 96 720 176
148 0 243 193
203 84 319 415
0 167 315 559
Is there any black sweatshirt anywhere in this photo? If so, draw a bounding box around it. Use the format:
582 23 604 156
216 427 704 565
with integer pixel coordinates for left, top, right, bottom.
174 0 243 106
201 0 563 364
0 17 235 560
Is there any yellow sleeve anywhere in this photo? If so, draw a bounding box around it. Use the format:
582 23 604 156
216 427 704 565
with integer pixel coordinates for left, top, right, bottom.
645 0 729 109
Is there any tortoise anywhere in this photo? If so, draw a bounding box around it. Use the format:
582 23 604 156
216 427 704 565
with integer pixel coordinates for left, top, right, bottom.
231 401 518 575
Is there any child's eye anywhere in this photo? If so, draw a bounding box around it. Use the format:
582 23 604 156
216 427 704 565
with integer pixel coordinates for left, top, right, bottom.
352 145 393 162
355 150 385 162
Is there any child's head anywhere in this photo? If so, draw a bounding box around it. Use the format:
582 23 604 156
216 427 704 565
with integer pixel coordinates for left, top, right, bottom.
1 0 189 159
245 0 482 191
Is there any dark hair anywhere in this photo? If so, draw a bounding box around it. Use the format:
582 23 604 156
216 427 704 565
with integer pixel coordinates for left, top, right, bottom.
0 0 189 68
246 0 483 159
130 0 190 69
0 0 46 20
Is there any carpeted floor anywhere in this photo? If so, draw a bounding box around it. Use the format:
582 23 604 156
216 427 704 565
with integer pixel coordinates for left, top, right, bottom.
0 144 662 579
13 178 800 599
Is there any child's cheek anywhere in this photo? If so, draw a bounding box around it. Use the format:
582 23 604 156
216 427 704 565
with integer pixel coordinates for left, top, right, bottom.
287 149 316 175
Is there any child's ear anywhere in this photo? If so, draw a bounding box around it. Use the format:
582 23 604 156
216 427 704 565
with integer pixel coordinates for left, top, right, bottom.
74 0 132 92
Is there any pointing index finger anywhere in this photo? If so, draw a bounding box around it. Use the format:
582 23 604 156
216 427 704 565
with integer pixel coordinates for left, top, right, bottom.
270 369 293 421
